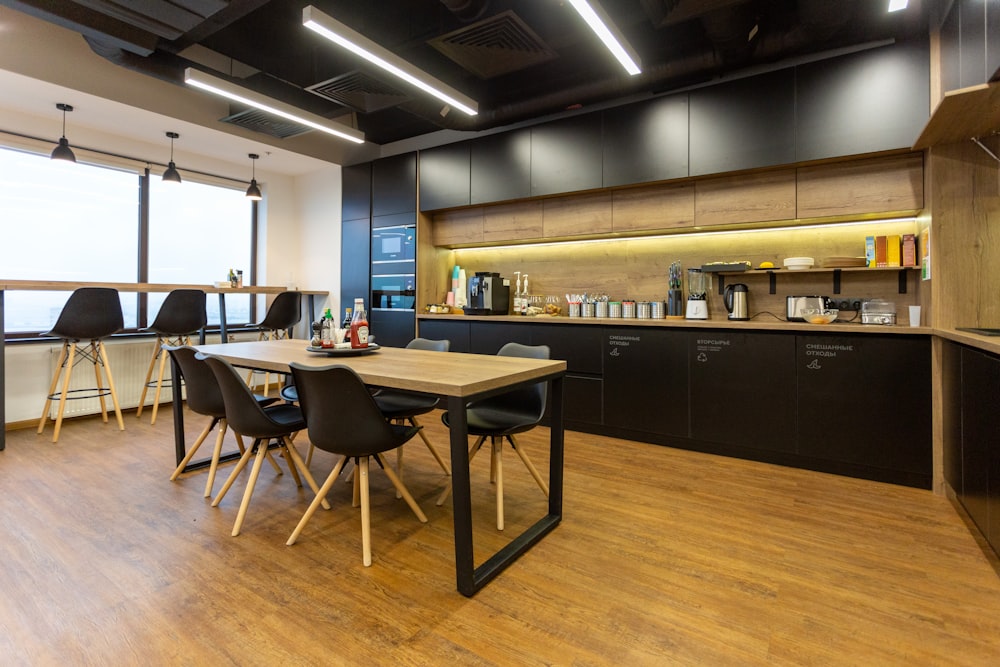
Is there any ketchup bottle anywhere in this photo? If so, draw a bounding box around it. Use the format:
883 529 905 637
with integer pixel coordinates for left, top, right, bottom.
349 298 369 348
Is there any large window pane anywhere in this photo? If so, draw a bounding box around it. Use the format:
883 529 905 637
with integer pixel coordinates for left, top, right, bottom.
148 178 252 326
0 148 139 331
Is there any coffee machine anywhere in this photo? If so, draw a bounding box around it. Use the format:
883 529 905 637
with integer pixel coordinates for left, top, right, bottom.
465 272 510 315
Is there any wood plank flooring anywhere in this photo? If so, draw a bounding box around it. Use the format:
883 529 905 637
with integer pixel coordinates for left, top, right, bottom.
2 407 1000 666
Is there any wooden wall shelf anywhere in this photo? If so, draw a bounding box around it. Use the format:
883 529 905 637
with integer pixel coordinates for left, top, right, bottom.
717 267 919 295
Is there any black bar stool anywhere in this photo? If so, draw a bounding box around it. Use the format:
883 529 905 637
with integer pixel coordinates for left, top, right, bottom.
247 290 301 395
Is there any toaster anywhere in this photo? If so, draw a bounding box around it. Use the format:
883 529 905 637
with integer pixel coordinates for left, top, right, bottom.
786 296 831 321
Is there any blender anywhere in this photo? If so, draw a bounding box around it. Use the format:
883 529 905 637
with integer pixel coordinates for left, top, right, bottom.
685 268 709 319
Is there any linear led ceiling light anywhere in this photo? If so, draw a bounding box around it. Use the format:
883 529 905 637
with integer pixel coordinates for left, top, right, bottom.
566 0 642 75
183 68 365 144
302 5 478 116
887 0 908 12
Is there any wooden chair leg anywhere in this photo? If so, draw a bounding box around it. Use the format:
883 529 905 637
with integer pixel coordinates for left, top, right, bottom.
286 456 349 546
493 436 504 531
359 456 372 566
93 344 110 423
231 440 270 536
203 419 229 497
211 441 257 507
395 440 404 500
281 436 330 509
135 337 160 419
411 416 451 475
352 459 360 507
375 453 427 523
98 341 125 432
38 342 68 435
169 417 215 481
150 340 171 425
436 436 486 506
51 343 77 443
508 435 549 497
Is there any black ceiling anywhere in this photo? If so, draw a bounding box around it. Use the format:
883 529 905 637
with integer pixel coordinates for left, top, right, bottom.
6 0 933 146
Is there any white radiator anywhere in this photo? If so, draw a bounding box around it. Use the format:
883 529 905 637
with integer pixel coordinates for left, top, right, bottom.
47 341 159 417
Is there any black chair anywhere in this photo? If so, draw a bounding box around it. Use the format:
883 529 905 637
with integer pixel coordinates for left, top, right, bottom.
373 338 452 490
200 353 327 537
136 289 207 425
439 342 550 530
287 362 428 566
37 287 125 443
165 346 279 498
247 290 302 395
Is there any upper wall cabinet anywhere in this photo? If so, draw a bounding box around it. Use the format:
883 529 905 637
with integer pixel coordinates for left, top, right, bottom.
989 1 1000 82
419 142 470 211
961 0 988 88
796 39 929 162
602 94 689 188
341 163 372 222
530 114 603 197
471 129 531 205
689 69 796 177
372 152 416 217
941 7 962 93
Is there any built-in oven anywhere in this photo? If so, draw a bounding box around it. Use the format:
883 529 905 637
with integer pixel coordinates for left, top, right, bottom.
371 225 415 263
371 274 416 310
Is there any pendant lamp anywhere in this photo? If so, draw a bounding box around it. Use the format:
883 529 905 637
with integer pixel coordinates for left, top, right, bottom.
246 153 262 200
162 132 182 183
50 103 76 162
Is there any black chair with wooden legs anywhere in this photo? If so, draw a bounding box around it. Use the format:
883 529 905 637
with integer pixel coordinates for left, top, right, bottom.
372 338 451 493
136 289 207 425
246 290 301 396
287 363 428 567
37 287 125 443
200 353 328 537
164 346 280 498
438 342 550 531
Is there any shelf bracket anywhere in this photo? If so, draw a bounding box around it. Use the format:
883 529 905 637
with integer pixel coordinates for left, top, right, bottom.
972 137 1000 164
898 269 907 294
832 269 841 295
717 275 725 295
769 271 777 294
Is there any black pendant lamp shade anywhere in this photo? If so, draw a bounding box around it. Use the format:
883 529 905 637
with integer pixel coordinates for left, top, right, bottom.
162 132 182 183
246 153 262 200
50 103 76 162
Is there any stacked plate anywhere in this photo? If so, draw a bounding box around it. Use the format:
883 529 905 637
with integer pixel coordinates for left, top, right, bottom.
783 256 814 270
822 256 869 268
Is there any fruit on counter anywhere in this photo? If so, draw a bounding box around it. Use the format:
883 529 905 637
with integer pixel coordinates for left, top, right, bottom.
759 261 774 268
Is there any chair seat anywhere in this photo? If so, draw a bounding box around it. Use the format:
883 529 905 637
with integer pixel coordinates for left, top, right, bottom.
279 385 298 403
373 389 439 419
262 404 307 433
442 405 539 437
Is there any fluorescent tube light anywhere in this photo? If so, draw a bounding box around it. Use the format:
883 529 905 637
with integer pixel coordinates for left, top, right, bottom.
183 68 365 144
888 0 908 12
566 0 642 76
302 5 478 116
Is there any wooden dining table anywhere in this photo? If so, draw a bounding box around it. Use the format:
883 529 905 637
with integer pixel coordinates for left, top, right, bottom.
177 338 567 596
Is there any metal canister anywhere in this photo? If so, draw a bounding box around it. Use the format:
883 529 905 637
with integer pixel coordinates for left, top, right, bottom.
568 302 581 317
582 301 595 317
608 301 622 318
622 300 636 318
595 301 609 318
650 301 665 319
637 301 651 319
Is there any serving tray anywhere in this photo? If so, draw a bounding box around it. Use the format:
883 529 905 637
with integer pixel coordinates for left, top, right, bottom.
305 343 381 356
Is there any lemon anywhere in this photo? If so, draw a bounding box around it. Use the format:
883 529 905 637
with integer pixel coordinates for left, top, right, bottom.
759 261 774 269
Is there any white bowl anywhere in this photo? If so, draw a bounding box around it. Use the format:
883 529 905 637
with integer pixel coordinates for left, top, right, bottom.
783 256 814 270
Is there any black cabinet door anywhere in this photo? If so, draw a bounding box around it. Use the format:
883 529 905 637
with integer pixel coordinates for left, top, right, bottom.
417 319 470 353
372 153 416 217
529 323 603 375
989 0 1000 81
561 375 603 426
961 0 988 87
530 114 603 197
369 309 414 349
470 129 531 204
796 38 930 161
419 142 470 211
603 94 689 187
941 341 964 492
940 5 962 92
689 69 795 176
340 217 370 319
961 348 999 541
690 331 796 452
469 322 532 355
603 328 688 438
342 163 371 222
797 335 931 480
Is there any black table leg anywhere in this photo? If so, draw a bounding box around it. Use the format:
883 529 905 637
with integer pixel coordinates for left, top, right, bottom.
218 293 228 342
447 396 475 593
171 352 185 464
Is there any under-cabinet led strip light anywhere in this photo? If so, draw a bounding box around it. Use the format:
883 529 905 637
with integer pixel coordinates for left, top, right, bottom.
183 68 365 144
302 5 478 116
566 0 642 76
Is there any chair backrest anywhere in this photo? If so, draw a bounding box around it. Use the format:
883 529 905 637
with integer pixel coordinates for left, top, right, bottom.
290 363 418 457
475 342 550 423
164 345 225 418
47 287 124 341
150 289 207 335
258 291 302 331
199 353 298 439
406 337 450 352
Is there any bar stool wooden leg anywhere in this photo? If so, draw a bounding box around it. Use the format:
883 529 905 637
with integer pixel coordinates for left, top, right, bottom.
150 341 171 425
51 343 77 443
98 341 125 431
38 342 69 435
135 336 161 419
93 344 110 423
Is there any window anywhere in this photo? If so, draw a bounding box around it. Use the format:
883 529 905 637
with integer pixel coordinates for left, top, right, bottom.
0 146 256 335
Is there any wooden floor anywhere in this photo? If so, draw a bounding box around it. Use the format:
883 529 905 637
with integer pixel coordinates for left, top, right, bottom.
3 407 1000 666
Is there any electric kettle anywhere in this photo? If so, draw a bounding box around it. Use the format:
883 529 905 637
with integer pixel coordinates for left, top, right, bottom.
724 283 749 321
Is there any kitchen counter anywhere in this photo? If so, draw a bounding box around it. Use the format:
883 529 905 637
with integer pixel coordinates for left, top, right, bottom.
417 313 931 336
935 328 1000 356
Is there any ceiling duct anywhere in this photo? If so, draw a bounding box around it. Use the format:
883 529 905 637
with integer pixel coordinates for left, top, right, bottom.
218 107 314 139
429 10 557 79
307 71 411 113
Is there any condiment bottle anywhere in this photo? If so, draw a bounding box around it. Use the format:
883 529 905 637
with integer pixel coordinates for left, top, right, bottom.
320 308 333 348
341 307 352 343
350 298 369 348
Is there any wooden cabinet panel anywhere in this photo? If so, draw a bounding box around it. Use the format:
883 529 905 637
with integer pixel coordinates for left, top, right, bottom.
603 94 689 187
530 114 603 197
612 182 694 233
694 170 796 226
483 201 543 243
342 163 371 222
796 153 923 219
432 208 483 246
471 129 530 204
543 192 612 238
372 153 416 217
419 142 470 211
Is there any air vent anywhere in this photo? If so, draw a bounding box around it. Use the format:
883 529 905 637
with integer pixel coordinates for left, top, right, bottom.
429 10 557 79
219 108 312 139
307 72 409 113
